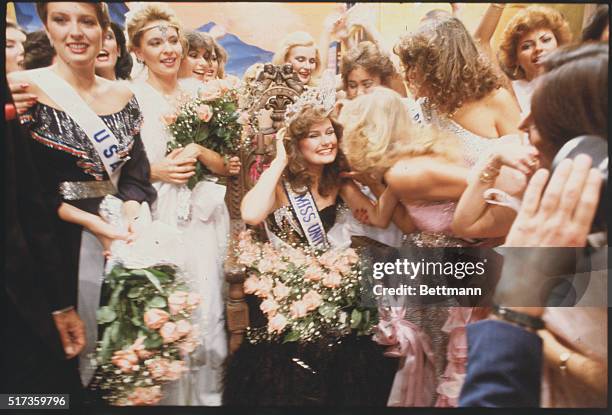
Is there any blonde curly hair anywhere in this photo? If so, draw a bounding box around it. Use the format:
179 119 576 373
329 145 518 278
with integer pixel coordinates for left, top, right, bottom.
338 87 459 176
272 31 321 86
126 3 185 55
394 17 502 116
498 6 573 80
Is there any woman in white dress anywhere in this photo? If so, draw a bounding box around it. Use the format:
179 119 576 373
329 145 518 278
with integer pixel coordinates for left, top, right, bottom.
124 3 239 406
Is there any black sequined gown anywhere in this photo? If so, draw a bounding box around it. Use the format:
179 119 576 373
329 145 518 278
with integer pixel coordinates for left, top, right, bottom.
22 98 157 308
223 201 396 406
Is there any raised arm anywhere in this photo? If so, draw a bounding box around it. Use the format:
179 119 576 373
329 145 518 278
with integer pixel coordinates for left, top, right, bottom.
240 128 287 225
473 3 506 61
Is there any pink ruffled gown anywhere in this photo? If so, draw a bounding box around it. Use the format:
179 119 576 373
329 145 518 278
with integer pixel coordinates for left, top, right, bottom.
381 111 503 407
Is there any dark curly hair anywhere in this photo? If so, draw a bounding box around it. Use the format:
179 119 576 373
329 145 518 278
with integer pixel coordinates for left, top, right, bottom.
285 105 347 197
395 17 501 115
341 41 396 91
110 22 132 80
23 30 55 70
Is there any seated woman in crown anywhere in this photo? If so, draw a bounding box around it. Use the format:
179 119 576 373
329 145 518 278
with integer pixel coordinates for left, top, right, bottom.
222 72 405 406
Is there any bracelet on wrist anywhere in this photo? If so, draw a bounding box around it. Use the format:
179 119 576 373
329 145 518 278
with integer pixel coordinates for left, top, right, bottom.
492 305 545 331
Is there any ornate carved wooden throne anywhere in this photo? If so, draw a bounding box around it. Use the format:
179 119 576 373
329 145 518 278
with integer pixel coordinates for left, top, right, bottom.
224 64 303 353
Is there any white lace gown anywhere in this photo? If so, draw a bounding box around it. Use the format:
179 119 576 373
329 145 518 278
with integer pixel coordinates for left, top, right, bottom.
129 78 229 406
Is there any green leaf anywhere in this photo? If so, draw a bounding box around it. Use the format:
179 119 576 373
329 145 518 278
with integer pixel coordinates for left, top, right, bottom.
147 296 167 308
97 306 117 324
99 325 114 362
318 303 337 318
282 330 300 343
127 287 142 299
109 321 121 343
144 333 163 349
131 316 143 327
133 269 164 294
350 309 362 329
148 268 172 283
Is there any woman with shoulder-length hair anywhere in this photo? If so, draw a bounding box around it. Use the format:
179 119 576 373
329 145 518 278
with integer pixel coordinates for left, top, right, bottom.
395 16 521 142
224 79 401 406
7 0 157 388
124 2 241 405
95 22 133 81
497 5 573 115
272 31 322 87
339 86 537 406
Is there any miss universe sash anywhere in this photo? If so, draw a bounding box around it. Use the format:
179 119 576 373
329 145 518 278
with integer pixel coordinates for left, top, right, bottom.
283 182 330 250
28 68 127 188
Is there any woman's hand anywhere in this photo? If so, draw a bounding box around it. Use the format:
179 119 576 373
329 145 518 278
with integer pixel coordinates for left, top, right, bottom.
86 215 131 257
488 143 540 176
9 81 38 114
151 148 197 185
274 127 289 167
505 155 603 247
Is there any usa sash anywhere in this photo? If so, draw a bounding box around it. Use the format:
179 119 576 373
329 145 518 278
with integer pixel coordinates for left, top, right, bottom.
28 68 128 188
283 181 329 250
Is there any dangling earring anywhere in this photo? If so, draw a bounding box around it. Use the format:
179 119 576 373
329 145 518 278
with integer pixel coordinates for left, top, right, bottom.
513 66 520 78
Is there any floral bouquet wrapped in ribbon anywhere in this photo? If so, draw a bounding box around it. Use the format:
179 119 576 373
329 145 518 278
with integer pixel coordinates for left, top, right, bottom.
236 230 377 344
165 78 247 188
93 202 202 406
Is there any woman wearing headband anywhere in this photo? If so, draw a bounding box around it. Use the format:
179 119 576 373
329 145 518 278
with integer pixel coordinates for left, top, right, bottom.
125 2 238 406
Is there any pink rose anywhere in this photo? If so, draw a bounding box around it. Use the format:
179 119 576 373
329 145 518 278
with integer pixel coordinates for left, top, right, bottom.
287 249 308 267
143 308 170 330
198 82 222 101
168 291 188 315
243 274 260 295
146 358 171 380
272 281 290 300
302 290 323 311
195 104 213 122
345 248 359 265
332 259 352 276
322 271 342 288
164 360 186 381
304 264 323 282
238 247 259 266
268 313 288 334
111 349 139 373
175 319 192 339
178 334 199 356
161 112 177 126
130 336 154 360
256 275 274 298
237 111 250 125
127 386 162 406
159 321 181 344
260 298 280 316
290 300 308 319
257 257 275 274
319 250 341 269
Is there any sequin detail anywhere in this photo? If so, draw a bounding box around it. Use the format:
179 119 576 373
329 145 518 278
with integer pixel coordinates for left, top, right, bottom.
26 97 143 180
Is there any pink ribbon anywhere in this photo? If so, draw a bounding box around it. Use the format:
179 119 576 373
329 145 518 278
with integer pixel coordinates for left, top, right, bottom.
374 307 436 407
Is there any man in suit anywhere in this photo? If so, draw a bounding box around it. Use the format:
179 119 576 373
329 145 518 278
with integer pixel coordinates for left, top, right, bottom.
2 75 85 396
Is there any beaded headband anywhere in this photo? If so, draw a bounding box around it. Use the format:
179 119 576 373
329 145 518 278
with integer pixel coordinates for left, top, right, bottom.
136 23 180 39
